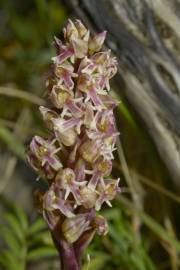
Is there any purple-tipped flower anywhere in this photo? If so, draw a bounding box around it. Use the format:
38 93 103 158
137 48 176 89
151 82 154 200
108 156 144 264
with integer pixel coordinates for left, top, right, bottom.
27 19 120 270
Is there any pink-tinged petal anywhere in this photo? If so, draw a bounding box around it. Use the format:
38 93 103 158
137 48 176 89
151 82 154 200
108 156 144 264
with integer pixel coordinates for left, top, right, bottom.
43 187 75 218
52 49 73 64
65 99 83 117
53 117 81 132
43 163 56 179
82 62 96 74
88 159 112 189
54 36 62 46
77 73 90 92
43 210 59 230
53 36 62 50
63 118 81 130
70 184 82 205
88 86 104 109
78 57 97 75
54 61 76 89
91 51 109 65
44 155 62 171
62 70 74 89
89 31 107 54
88 171 101 190
84 102 96 129
29 136 40 157
98 75 107 89
74 158 86 181
107 57 118 79
77 57 89 73
54 198 75 218
27 152 39 172
68 140 81 166
100 94 119 109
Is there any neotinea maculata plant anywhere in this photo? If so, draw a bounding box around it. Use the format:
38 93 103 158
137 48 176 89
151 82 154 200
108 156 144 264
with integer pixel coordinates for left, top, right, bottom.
27 19 120 270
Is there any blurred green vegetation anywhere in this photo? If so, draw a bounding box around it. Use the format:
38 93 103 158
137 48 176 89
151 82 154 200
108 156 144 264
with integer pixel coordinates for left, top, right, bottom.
0 1 180 270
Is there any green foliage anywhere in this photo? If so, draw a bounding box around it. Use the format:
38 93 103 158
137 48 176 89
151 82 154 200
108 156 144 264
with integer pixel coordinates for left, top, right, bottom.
0 127 25 160
0 204 57 270
83 208 156 270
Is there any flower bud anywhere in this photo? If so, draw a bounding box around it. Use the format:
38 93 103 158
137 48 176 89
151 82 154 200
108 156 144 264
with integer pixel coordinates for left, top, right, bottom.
62 213 93 243
94 215 108 236
50 85 72 109
64 19 78 41
80 186 97 209
39 106 58 129
55 127 77 147
79 139 101 163
75 19 88 38
89 31 107 54
53 118 78 147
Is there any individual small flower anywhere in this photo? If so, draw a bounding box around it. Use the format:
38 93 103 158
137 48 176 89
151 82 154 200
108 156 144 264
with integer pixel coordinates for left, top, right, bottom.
29 136 62 171
86 109 118 140
53 61 77 89
55 168 86 204
88 158 112 190
95 179 121 211
77 73 105 110
43 183 75 218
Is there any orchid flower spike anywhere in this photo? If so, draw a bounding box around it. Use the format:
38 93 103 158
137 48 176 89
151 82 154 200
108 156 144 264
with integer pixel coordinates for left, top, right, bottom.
27 19 120 270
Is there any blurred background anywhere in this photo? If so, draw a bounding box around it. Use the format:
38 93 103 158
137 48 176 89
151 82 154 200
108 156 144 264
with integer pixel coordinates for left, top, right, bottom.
0 1 179 269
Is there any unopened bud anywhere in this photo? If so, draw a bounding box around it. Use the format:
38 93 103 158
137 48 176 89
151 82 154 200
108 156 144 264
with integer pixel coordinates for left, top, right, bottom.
80 186 97 209
79 140 101 163
89 31 107 54
62 213 91 243
94 215 108 236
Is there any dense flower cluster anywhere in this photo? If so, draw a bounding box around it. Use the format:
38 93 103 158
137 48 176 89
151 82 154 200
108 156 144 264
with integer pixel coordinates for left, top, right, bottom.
27 19 120 245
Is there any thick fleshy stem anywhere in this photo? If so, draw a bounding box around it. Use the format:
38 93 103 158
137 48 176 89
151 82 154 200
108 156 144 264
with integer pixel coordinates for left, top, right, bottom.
52 222 95 269
52 233 80 270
